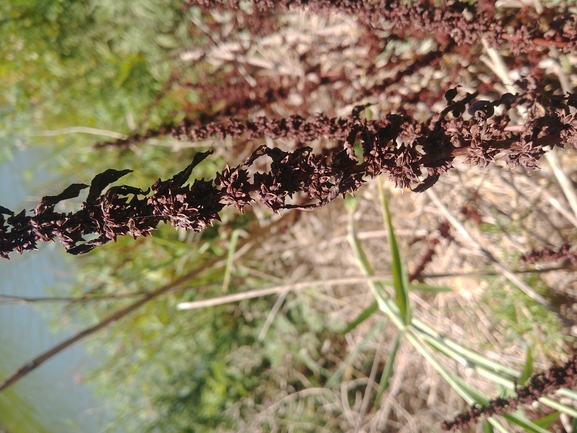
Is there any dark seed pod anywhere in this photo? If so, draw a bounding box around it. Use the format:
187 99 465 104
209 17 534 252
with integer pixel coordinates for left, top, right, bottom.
468 100 494 120
450 102 466 117
445 86 460 103
495 92 518 110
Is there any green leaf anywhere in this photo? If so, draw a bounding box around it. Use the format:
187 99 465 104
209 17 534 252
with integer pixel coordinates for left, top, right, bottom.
379 183 411 326
114 62 133 88
342 301 378 334
532 411 560 429
364 106 373 121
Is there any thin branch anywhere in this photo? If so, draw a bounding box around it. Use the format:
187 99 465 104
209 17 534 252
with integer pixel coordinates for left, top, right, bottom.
176 275 396 310
0 214 290 393
0 266 568 306
0 292 146 304
29 127 205 149
29 127 128 139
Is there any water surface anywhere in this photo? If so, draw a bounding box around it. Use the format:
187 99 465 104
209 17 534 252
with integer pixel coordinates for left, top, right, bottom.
0 147 104 433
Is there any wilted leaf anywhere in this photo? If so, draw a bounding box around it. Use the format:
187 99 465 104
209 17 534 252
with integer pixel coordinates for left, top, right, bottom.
36 183 89 213
86 169 133 204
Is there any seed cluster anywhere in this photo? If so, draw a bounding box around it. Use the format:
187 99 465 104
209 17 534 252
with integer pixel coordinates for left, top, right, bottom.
2 86 577 258
520 243 577 266
442 356 577 430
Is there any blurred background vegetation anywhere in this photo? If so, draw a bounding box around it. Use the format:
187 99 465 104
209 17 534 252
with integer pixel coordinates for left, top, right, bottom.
2 1 577 432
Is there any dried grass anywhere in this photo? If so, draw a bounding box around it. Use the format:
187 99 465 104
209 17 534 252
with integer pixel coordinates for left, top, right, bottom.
193 4 577 432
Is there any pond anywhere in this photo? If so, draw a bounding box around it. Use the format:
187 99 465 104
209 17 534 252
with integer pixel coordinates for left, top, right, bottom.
0 147 107 433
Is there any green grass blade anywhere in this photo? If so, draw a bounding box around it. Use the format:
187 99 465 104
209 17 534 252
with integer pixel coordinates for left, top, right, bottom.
221 229 240 293
502 412 550 433
404 329 489 406
347 198 405 329
539 397 577 418
408 283 452 293
346 199 375 276
419 333 470 366
342 301 378 334
378 181 411 326
532 410 559 429
519 347 533 384
482 420 495 433
375 331 402 406
416 332 519 384
557 388 577 400
475 367 517 390
487 418 510 433
407 329 530 433
372 284 406 329
409 323 520 378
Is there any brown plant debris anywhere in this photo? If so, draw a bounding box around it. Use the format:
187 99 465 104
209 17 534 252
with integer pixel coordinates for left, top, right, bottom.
185 0 577 53
520 243 577 266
